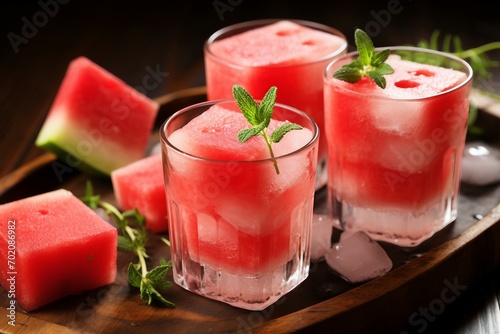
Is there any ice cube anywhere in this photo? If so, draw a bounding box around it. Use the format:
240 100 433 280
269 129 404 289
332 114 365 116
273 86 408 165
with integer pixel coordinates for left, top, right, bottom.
369 98 424 135
324 231 393 283
461 142 500 186
268 125 314 191
310 214 333 261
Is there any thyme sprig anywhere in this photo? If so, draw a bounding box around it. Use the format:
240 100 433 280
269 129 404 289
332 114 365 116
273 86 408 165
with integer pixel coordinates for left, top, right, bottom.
81 180 175 307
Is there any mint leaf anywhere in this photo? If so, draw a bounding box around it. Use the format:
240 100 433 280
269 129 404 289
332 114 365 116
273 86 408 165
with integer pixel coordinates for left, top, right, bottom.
118 235 134 252
232 85 302 174
333 29 394 89
146 264 173 289
332 65 363 84
355 28 374 65
270 123 303 143
257 86 277 127
147 286 176 307
127 263 142 288
233 85 260 126
371 49 390 67
237 126 264 143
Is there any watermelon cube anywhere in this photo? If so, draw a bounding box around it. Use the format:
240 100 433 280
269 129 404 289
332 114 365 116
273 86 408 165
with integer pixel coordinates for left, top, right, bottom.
111 153 168 233
0 189 117 311
35 56 159 176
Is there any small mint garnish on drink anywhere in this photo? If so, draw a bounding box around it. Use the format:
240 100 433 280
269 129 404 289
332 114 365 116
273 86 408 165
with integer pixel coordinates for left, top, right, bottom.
232 84 303 175
333 29 394 89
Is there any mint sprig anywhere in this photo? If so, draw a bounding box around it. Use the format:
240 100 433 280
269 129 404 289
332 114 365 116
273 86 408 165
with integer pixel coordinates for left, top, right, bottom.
81 180 175 308
232 85 303 174
333 29 394 89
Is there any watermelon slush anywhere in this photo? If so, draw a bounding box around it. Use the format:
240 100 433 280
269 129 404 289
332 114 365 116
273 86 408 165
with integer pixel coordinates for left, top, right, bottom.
323 47 473 247
160 100 319 310
204 19 347 188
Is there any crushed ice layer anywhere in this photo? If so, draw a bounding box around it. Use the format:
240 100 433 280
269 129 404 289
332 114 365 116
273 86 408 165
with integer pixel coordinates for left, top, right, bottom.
461 142 500 186
324 231 393 283
310 214 334 261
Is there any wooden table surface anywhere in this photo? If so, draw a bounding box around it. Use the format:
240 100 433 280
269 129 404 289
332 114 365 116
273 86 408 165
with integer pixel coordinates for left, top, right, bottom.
1 1 500 333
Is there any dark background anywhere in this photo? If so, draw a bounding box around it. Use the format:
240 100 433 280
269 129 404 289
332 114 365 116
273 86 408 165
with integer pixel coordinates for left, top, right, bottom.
1 1 500 177
1 1 499 168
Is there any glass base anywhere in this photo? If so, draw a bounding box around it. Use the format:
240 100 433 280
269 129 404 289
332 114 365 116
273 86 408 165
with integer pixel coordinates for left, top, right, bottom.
174 257 309 311
330 196 457 247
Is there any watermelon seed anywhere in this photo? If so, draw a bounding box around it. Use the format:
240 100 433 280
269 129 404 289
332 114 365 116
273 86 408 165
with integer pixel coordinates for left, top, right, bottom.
394 80 420 89
410 69 435 77
302 40 316 46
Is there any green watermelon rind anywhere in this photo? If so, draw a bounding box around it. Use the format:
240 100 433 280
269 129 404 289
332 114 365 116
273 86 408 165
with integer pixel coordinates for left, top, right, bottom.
36 139 113 177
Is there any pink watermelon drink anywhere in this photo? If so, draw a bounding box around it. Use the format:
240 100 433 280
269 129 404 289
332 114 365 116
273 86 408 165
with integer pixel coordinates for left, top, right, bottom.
160 97 318 310
204 19 347 188
323 46 473 247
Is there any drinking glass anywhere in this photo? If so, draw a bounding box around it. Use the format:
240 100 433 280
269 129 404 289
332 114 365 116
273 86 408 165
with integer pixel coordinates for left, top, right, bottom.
323 47 473 247
160 100 319 310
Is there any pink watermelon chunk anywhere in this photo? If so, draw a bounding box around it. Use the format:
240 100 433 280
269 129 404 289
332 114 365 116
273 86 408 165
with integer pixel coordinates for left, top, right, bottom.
35 56 159 175
209 20 346 66
0 189 117 311
111 153 168 233
167 101 312 161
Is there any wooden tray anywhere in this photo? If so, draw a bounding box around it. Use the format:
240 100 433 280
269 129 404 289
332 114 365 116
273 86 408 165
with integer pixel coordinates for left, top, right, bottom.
1 87 500 334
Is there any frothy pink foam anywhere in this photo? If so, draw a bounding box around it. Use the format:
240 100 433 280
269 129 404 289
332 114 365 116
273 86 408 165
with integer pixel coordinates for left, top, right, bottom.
335 54 467 99
210 20 346 67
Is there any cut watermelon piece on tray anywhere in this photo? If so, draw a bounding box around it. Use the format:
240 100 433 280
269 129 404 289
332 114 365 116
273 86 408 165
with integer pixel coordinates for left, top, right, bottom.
0 189 118 312
35 56 159 176
111 153 168 233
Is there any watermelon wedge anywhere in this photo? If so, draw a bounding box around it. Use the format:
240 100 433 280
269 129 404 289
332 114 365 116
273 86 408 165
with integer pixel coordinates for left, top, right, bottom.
111 153 168 233
35 56 159 176
0 189 117 311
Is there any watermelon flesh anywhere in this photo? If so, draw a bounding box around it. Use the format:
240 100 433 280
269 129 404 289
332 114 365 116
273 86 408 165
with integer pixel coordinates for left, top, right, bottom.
208 20 345 66
0 189 117 311
35 56 159 176
111 153 168 233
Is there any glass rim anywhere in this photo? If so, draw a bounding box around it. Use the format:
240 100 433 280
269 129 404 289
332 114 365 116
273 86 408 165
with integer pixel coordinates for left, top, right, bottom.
323 45 474 100
160 99 320 164
204 18 348 69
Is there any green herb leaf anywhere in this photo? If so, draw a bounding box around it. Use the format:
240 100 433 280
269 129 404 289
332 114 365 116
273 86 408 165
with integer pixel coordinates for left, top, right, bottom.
331 64 363 84
233 85 260 126
147 264 173 290
333 29 394 89
80 180 175 308
270 123 303 143
127 263 142 288
232 85 303 174
415 30 500 135
237 125 265 143
355 28 374 65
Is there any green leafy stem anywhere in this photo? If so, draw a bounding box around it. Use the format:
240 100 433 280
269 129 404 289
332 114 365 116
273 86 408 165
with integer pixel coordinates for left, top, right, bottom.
81 180 175 307
232 85 303 175
416 30 500 134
